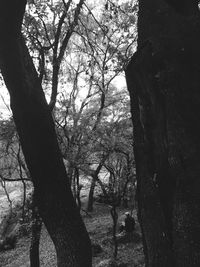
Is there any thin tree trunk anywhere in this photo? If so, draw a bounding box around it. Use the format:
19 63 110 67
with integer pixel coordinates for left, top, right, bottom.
75 167 82 210
110 205 118 259
0 2 92 266
87 178 96 212
96 177 107 197
87 174 108 212
0 180 13 213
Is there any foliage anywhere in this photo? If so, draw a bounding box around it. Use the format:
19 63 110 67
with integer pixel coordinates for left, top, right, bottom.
0 0 137 220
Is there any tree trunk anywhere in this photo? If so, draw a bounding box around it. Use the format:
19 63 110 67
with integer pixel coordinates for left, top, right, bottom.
126 0 200 266
30 195 42 267
96 177 108 197
75 167 82 210
0 2 92 266
110 205 118 259
87 178 96 212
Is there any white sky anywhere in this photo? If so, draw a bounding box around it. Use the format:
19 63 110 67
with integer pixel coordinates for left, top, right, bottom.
0 74 127 120
0 85 11 119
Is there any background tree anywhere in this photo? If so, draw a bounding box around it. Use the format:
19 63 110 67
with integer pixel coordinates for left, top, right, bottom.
0 118 31 215
51 0 137 212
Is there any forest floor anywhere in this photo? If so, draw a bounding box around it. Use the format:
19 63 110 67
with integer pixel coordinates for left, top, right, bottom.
0 200 144 267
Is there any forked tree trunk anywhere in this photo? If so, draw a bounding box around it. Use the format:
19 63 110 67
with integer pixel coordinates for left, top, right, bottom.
126 0 200 266
0 1 92 266
96 177 108 197
87 158 108 212
87 175 108 212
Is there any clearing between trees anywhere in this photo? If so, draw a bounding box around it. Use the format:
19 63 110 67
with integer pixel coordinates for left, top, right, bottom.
0 201 144 267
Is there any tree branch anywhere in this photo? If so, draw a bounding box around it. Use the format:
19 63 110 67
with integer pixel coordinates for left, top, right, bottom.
49 0 85 111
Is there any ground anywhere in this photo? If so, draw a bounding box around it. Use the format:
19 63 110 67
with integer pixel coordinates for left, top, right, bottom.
0 201 144 267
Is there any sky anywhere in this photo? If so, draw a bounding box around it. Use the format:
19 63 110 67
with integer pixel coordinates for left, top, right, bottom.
0 83 11 119
0 74 127 120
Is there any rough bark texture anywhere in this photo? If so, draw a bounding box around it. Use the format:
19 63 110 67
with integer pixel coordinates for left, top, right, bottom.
126 0 200 266
30 200 42 267
0 1 92 266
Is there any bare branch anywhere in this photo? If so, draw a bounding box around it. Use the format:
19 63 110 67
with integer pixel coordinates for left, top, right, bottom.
49 0 85 111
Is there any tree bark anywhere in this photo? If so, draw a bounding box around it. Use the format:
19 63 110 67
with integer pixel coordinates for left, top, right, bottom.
87 175 108 212
0 1 92 266
87 177 96 212
110 205 118 259
30 194 42 267
96 177 108 197
75 167 82 210
126 0 200 266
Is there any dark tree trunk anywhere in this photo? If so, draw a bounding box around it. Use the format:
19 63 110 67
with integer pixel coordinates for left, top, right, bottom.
75 167 82 210
87 177 96 212
0 2 92 266
86 157 108 212
87 175 108 212
110 205 118 259
96 177 108 197
126 0 200 266
30 194 42 267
